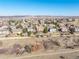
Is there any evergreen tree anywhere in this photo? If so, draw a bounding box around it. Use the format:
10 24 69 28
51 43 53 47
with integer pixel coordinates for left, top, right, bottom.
43 27 48 33
27 31 31 36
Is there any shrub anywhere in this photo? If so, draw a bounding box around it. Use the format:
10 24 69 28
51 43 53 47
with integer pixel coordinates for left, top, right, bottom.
24 45 32 53
22 28 27 33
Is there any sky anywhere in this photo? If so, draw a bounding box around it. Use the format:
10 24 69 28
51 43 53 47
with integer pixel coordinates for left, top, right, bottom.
0 0 79 16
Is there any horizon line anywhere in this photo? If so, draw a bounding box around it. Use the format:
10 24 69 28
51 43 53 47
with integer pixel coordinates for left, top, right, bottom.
0 15 79 17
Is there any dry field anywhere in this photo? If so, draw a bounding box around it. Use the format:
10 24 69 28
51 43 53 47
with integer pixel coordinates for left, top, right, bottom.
0 49 79 59
0 36 79 59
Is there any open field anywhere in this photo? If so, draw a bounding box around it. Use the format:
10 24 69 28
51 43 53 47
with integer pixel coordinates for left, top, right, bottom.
0 49 79 59
16 49 79 59
0 35 79 59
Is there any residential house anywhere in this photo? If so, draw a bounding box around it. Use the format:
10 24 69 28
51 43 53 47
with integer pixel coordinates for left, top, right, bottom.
48 27 57 32
61 26 68 32
27 27 36 32
75 26 79 32
36 25 44 32
0 25 9 37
